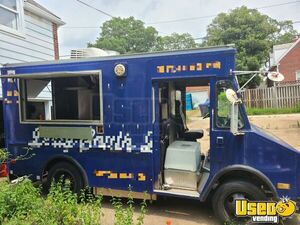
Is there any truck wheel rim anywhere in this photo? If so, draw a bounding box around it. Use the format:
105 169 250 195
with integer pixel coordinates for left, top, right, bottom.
224 192 251 221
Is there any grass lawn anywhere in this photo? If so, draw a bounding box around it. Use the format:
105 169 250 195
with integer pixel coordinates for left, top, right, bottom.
246 106 300 115
187 104 300 117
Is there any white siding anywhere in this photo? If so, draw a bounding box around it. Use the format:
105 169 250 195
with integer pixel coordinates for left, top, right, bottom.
0 10 55 65
0 10 55 99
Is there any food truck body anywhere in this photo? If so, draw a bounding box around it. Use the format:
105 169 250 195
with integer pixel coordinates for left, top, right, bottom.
1 46 300 222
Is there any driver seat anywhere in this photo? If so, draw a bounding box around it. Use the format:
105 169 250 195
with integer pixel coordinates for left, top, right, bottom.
175 100 204 141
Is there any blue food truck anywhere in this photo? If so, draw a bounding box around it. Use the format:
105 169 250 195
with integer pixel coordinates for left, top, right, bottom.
1 46 299 223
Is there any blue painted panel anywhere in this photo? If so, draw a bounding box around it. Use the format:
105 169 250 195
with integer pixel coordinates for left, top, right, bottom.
4 48 300 202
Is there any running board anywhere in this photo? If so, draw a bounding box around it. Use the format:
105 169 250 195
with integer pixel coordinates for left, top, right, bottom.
154 188 200 199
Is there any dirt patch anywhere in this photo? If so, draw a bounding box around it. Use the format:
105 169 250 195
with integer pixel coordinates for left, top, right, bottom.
248 114 300 150
187 111 300 151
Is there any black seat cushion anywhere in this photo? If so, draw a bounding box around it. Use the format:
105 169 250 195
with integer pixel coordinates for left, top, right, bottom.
182 130 204 141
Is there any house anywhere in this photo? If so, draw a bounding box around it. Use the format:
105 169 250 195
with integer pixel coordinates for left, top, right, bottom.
0 0 64 146
269 38 300 83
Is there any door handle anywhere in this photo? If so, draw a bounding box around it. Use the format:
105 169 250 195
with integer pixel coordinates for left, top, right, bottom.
216 136 224 145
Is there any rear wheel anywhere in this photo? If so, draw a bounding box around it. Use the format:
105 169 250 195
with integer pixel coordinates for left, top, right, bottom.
212 181 267 223
45 161 85 194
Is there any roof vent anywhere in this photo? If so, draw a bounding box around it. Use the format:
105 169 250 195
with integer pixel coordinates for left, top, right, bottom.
70 48 119 59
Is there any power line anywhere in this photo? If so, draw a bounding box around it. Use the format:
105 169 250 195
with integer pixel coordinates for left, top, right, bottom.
61 27 100 29
69 0 300 26
146 15 215 25
146 0 300 25
257 0 300 9
61 0 300 31
60 20 300 30
74 0 114 18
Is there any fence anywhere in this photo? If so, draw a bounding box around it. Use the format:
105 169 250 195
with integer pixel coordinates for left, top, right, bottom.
241 82 300 109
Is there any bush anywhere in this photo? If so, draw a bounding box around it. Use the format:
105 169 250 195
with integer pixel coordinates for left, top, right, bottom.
111 191 147 225
0 148 147 224
0 148 8 164
0 179 146 225
0 179 43 223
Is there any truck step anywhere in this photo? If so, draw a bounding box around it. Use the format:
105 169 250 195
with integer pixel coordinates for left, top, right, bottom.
154 188 200 199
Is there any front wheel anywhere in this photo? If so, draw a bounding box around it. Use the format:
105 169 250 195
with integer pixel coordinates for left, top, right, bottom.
212 181 267 223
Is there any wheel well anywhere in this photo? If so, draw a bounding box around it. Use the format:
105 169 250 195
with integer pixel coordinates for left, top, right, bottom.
207 170 277 201
42 156 88 186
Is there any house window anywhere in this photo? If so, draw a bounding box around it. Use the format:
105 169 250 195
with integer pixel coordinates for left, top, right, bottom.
296 71 300 81
0 0 23 31
19 71 103 125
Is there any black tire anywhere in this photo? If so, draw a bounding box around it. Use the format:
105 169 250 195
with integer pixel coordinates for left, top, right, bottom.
212 181 267 224
45 161 85 194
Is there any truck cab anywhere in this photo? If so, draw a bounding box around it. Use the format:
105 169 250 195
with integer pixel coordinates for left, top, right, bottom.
1 46 300 223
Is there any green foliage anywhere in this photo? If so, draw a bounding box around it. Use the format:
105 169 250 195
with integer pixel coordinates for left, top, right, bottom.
0 147 35 165
246 104 300 116
204 6 298 88
0 179 43 224
217 92 230 117
0 179 147 225
0 148 8 163
111 191 147 225
88 17 158 54
153 33 198 51
270 20 298 45
89 17 198 54
224 221 247 225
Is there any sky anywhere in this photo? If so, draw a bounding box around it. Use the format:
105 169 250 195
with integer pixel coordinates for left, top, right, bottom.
37 0 300 57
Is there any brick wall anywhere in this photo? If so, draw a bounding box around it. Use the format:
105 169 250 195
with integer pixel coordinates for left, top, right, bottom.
186 86 209 92
278 39 300 82
52 22 59 60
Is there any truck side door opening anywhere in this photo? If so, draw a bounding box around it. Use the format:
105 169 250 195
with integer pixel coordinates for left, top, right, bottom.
155 79 211 195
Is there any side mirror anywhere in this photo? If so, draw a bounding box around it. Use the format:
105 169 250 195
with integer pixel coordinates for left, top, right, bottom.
230 102 244 136
225 89 244 136
230 102 240 135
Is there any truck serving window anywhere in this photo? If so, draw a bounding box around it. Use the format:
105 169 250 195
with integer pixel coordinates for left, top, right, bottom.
216 80 244 129
19 71 102 124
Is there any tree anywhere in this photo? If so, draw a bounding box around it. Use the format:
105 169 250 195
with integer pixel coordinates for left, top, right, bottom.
153 33 198 51
89 17 200 54
272 20 298 45
204 6 298 88
89 17 158 54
